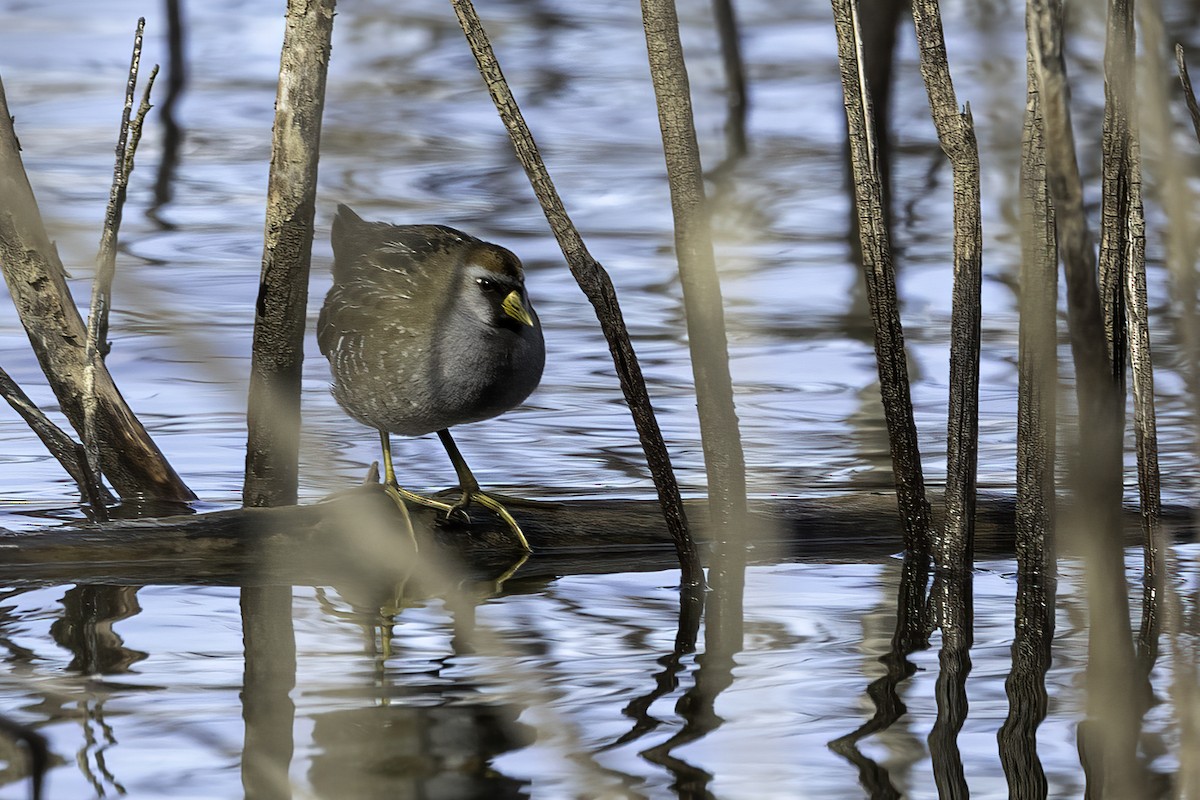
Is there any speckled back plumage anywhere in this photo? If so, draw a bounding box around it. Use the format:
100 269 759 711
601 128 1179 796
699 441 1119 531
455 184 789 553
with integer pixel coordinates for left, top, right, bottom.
318 204 544 437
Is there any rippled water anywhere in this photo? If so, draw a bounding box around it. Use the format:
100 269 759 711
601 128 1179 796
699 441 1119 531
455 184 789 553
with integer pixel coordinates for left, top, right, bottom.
1 0 1199 797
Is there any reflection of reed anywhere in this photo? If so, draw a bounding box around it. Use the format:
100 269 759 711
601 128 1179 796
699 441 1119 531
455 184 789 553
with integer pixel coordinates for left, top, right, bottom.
604 579 701 751
149 0 186 224
308 704 531 799
828 551 928 796
50 586 146 675
998 573 1054 797
240 586 295 800
637 590 734 799
0 713 48 800
928 573 971 800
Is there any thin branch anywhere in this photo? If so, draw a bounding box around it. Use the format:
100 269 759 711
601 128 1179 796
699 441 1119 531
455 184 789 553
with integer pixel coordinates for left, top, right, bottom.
449 0 703 590
0 78 193 501
88 17 147 363
0 366 112 509
81 20 157 521
1176 44 1200 143
910 0 982 580
829 0 933 572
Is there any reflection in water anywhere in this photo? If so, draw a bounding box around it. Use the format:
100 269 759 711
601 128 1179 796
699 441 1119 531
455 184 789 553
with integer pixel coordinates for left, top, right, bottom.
241 586 296 800
0 714 48 800
998 572 1055 798
38 586 147 796
928 572 972 800
635 562 739 797
828 551 931 797
305 576 536 799
149 0 187 223
308 704 531 799
50 586 146 675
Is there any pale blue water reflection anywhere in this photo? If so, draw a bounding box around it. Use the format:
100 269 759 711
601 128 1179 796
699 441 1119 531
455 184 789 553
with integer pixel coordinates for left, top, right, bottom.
6 556 1192 799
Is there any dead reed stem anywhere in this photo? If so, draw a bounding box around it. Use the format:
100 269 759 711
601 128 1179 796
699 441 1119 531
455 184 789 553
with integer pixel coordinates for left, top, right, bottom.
999 26 1058 794
910 0 982 580
908 4 981 790
243 0 335 509
1028 0 1143 792
640 0 746 641
830 0 932 568
640 0 747 534
82 20 158 521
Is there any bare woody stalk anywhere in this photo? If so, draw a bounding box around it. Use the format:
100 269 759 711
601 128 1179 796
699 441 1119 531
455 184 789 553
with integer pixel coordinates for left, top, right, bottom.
83 20 158 521
641 0 747 651
1099 0 1162 659
0 366 112 508
243 0 335 509
240 4 332 791
997 41 1057 798
1014 53 1057 598
829 0 932 567
640 0 747 590
910 0 982 582
1166 43 1200 800
0 82 193 502
1027 0 1143 793
449 0 703 590
909 3 981 792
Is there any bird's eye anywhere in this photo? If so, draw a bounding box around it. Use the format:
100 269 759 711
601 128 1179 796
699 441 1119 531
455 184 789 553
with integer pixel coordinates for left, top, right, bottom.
476 277 499 292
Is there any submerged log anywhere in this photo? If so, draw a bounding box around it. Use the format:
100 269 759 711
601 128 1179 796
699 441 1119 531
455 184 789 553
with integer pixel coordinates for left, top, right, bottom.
0 488 1190 588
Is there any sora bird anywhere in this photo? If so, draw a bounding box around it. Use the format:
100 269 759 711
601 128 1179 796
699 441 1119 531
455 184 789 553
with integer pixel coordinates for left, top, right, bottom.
318 204 545 551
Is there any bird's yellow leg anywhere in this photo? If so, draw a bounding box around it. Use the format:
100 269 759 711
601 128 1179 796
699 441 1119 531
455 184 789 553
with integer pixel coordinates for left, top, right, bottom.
378 430 426 551
379 430 457 513
436 429 532 552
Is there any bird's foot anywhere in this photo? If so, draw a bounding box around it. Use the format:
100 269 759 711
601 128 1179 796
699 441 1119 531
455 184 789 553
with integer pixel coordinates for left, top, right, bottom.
462 490 532 553
435 487 532 552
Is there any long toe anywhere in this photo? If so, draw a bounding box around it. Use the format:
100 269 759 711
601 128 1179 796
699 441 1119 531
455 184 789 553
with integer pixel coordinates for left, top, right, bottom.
391 485 456 515
473 492 533 552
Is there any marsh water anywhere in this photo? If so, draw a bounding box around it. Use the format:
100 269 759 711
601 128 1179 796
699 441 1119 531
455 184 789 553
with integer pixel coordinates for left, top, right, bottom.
1 0 1199 797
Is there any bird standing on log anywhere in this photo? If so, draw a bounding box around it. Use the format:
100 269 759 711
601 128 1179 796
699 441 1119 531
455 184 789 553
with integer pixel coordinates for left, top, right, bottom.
318 204 545 550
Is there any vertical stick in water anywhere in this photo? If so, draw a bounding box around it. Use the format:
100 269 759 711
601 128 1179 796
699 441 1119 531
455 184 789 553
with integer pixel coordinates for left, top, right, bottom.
1000 34 1058 795
909 5 981 793
240 3 331 794
830 0 932 566
243 0 335 509
910 0 982 580
1027 0 1141 793
640 0 748 639
1113 135 1163 658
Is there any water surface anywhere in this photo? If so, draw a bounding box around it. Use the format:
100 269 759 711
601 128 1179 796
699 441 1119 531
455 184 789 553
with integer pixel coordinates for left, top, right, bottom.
1 0 1198 797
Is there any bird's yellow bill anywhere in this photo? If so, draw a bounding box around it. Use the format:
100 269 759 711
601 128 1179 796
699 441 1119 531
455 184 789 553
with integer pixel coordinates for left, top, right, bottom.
501 290 535 327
